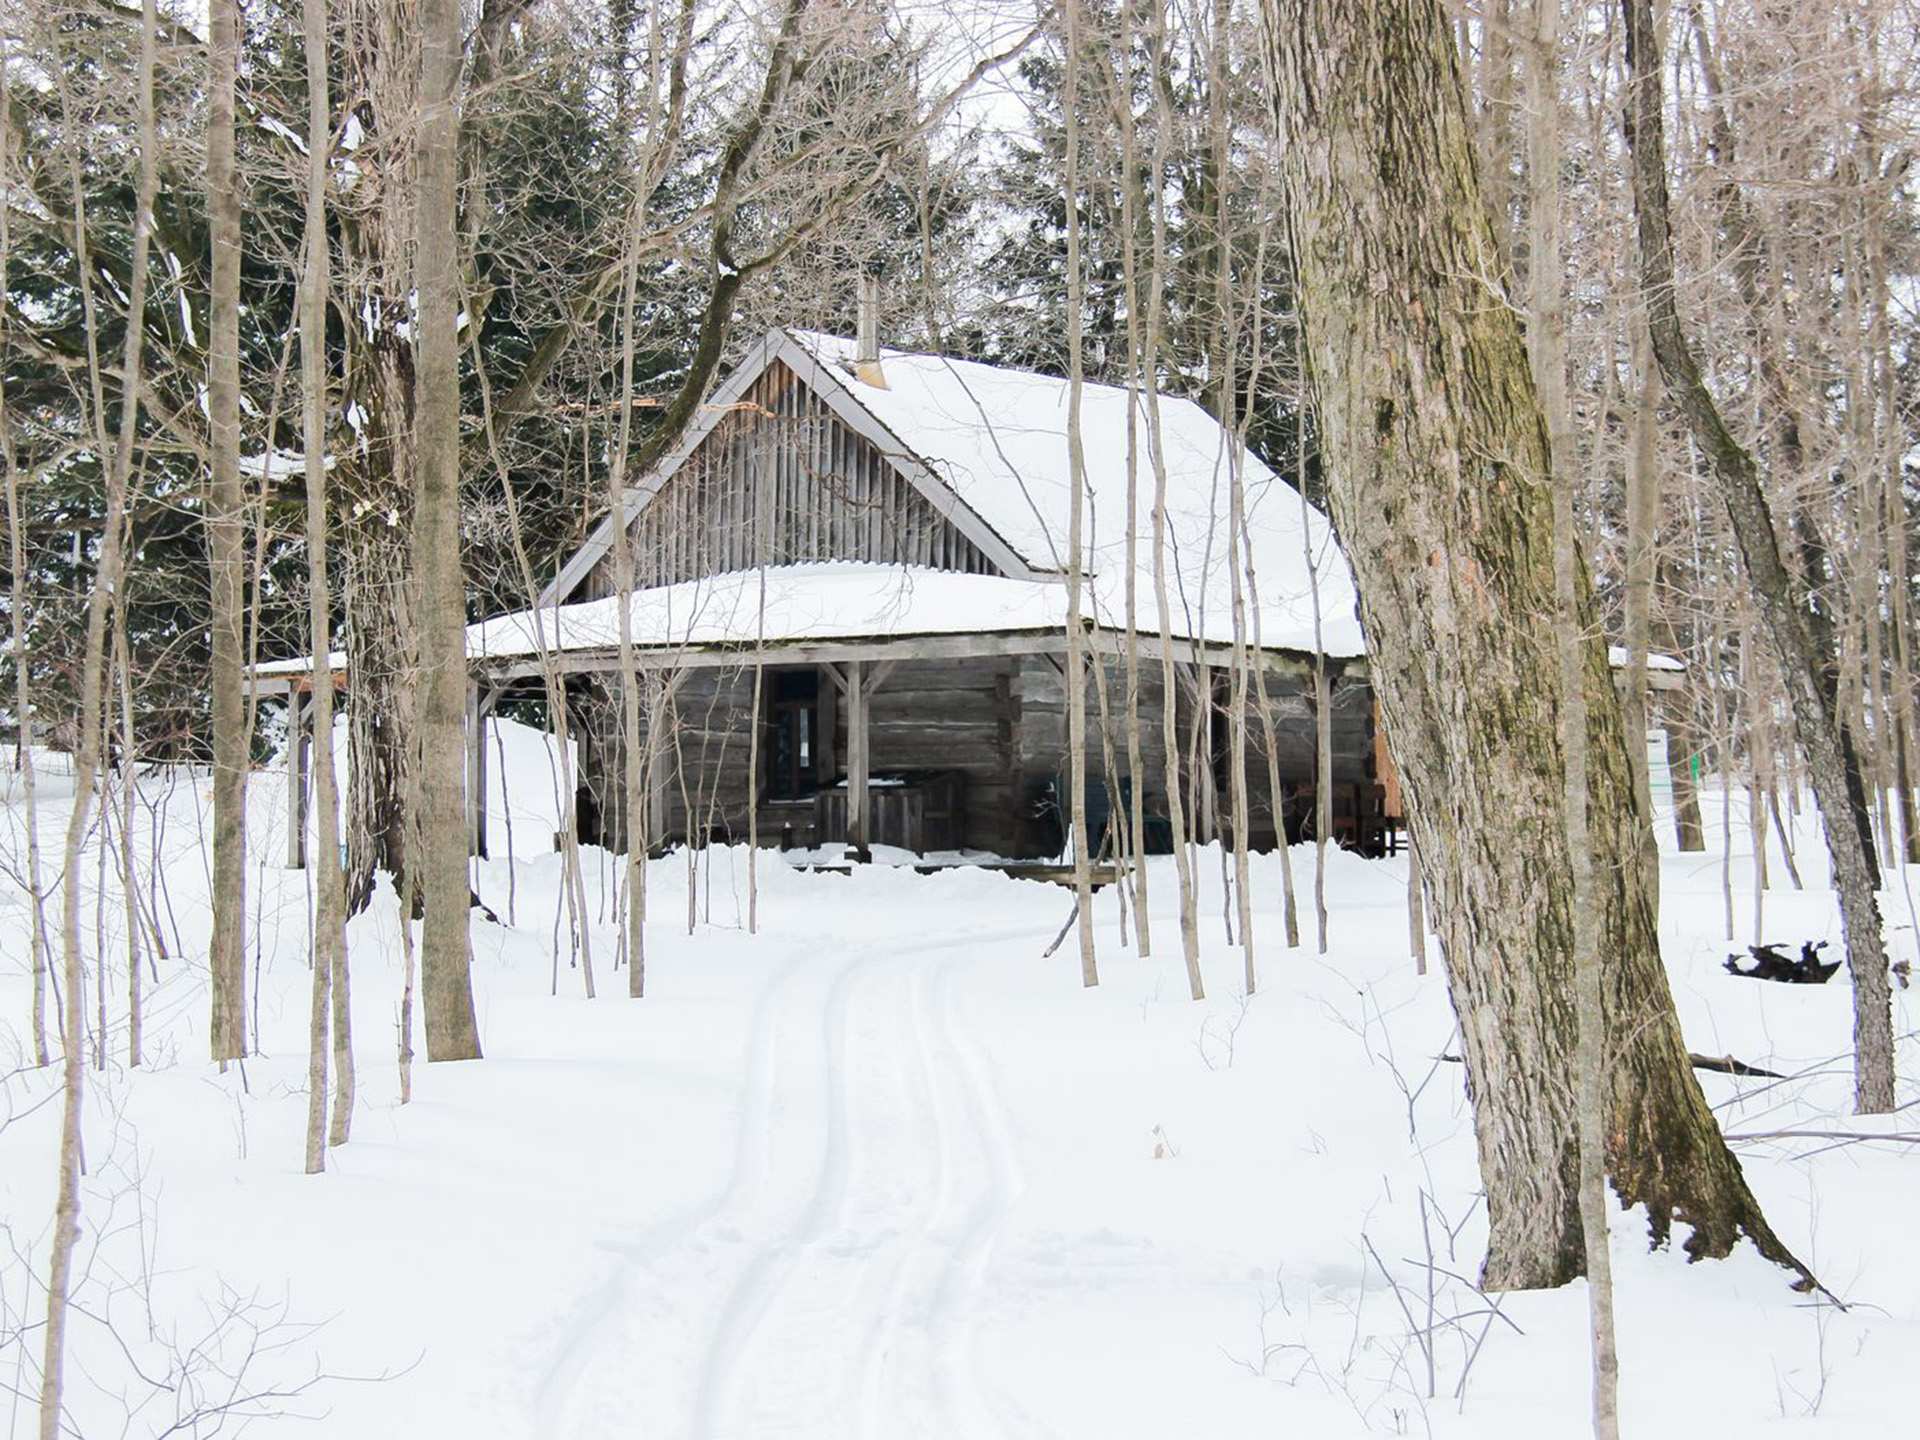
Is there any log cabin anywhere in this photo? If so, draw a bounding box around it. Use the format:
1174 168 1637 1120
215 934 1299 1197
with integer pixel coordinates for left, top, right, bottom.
254 310 1684 870
459 309 1389 864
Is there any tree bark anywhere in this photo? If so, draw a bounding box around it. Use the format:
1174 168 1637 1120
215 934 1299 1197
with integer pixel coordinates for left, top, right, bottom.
114 604 141 1067
302 0 354 1150
1267 0 1805 1289
40 0 158 1417
1207 0 1257 989
206 0 249 1063
1108 0 1153 959
1061 0 1098 989
1621 0 1894 1114
415 0 482 1061
1621 312 1663 883
1526 1 1619 1424
1143 0 1203 996
336 4 422 915
0 31 52 1070
609 213 648 994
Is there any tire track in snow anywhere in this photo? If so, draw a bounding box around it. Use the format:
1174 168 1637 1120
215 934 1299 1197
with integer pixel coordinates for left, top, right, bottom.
695 923 1044 1439
540 921 1044 1440
691 948 871 1438
928 946 1058 1440
534 949 817 1437
851 950 952 1440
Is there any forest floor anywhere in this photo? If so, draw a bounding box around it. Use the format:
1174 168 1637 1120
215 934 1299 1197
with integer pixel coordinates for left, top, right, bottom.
2 721 1917 1438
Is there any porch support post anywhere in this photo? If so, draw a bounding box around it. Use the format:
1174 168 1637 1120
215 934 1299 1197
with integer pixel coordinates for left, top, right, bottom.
285 690 309 869
643 669 685 854
848 658 869 860
467 683 498 859
645 674 667 851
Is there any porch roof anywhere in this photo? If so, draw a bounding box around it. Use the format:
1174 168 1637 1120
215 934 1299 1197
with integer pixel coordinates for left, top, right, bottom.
467 560 1352 674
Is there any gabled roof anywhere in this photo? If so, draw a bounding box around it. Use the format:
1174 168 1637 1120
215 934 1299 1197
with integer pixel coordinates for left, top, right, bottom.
538 328 1366 658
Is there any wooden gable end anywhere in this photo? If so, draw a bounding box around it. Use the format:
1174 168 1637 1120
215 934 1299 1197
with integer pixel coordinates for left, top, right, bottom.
580 359 999 599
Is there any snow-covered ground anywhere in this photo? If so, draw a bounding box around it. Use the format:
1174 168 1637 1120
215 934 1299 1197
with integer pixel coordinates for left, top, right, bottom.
1 723 1916 1438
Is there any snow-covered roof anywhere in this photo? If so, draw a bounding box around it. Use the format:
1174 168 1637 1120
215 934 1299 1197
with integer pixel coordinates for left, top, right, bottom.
791 332 1362 655
467 562 1329 662
250 650 346 678
543 328 1366 659
1606 645 1685 673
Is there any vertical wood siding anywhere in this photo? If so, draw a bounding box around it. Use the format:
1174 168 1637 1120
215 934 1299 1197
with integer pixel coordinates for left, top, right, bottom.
583 361 997 598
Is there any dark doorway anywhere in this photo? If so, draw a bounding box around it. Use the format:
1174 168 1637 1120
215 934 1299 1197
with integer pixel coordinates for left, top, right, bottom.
764 667 821 799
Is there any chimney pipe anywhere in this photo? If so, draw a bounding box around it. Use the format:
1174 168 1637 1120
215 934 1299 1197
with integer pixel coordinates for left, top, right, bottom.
853 267 887 387
856 272 880 361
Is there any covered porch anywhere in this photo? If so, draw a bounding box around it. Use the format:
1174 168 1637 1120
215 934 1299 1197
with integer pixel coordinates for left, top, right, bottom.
462 563 1386 866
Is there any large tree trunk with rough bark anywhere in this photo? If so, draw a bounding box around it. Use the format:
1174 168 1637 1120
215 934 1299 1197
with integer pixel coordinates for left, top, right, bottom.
1266 0 1804 1290
334 0 422 914
414 0 482 1061
341 346 419 911
206 0 249 1062
1620 0 1894 1116
1525 2 1619 1424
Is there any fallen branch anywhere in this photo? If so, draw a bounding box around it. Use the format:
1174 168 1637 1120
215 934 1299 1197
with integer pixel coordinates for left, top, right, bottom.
1724 1129 1920 1146
1043 901 1079 958
1686 1052 1787 1079
1439 1051 1785 1080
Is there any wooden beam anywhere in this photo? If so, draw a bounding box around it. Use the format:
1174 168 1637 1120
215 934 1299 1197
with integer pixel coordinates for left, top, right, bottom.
476 629 1169 682
469 617 1343 690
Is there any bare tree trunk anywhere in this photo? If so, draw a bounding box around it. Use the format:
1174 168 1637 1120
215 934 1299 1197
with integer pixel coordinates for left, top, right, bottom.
114 603 141 1067
398 863 418 1101
1406 831 1427 974
1744 625 1769 944
1061 0 1097 988
1297 315 1333 952
1621 0 1894 1114
1207 0 1256 990
305 688 332 1171
1269 0 1805 1289
608 209 649 993
1143 0 1203 998
1 36 51 1066
471 361 599 988
1668 683 1708 852
1108 0 1152 959
1621 312 1663 885
40 0 157 1419
207 0 250 1064
415 0 482 1060
1527 2 1619 1424
1309 653 1330 954
1870 162 1920 866
299 0 353 1150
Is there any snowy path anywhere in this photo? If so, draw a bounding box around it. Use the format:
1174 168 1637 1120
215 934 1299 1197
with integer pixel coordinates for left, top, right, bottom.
8 741 1919 1440
537 932 1037 1440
